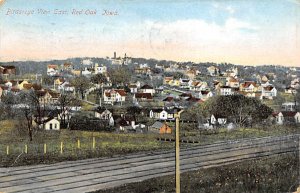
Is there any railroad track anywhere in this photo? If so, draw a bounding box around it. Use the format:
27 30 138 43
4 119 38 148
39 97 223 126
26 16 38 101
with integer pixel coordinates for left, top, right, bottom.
0 134 299 193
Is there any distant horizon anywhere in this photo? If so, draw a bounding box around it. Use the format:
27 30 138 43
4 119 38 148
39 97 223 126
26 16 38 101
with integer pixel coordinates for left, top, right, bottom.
0 55 299 68
0 0 299 67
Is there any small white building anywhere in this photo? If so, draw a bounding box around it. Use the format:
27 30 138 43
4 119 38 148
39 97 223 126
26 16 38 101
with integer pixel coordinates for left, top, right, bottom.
47 65 59 76
197 90 213 100
95 109 113 120
210 115 227 125
44 118 60 130
82 68 92 76
149 108 178 120
58 81 75 93
140 85 155 95
128 84 138 93
94 63 107 74
261 85 277 99
281 102 298 112
285 87 297 94
273 112 300 125
219 86 234 96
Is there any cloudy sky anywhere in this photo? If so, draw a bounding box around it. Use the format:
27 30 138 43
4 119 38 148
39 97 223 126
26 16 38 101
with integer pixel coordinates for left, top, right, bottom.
0 0 299 66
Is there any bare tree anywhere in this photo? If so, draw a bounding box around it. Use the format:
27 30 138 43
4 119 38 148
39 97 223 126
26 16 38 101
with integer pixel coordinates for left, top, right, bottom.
17 90 45 141
55 94 78 126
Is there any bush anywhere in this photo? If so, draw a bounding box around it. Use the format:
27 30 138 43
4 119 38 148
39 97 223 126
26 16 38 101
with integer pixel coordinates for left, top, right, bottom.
69 115 112 132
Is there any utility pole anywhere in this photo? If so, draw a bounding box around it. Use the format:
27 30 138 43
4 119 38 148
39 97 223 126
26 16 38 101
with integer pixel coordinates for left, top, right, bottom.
175 110 184 193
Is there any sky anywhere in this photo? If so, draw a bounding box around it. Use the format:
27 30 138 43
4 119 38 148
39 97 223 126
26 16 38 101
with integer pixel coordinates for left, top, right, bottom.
0 0 299 66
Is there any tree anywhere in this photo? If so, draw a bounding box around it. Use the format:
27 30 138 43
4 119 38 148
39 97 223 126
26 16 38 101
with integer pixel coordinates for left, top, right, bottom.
202 95 273 127
91 73 107 85
55 94 78 126
273 92 285 111
17 90 44 141
1 92 18 118
108 67 130 87
71 76 91 99
126 106 142 121
42 75 55 86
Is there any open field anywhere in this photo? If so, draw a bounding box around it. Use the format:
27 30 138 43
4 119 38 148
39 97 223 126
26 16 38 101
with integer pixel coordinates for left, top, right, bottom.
94 153 298 193
1 119 299 167
180 126 300 144
0 120 173 167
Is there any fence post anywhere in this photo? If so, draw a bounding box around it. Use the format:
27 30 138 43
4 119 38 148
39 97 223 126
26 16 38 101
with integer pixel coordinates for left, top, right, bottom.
25 144 28 154
60 142 63 154
44 144 47 154
6 145 9 155
92 137 95 149
77 139 80 149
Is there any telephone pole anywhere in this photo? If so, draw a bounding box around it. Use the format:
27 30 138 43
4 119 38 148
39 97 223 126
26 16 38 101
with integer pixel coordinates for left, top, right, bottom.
175 110 184 193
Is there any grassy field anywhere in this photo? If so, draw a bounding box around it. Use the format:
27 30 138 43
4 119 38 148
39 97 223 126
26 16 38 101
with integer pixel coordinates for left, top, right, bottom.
180 126 300 144
94 153 299 193
1 119 299 167
0 120 173 167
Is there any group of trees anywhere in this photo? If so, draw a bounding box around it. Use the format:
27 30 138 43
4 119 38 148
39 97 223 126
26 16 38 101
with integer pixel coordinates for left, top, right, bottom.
1 90 78 141
184 95 273 128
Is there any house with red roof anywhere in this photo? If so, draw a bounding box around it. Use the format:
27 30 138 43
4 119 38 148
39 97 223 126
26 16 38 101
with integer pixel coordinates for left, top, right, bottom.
47 64 59 76
240 81 260 93
226 77 240 88
104 89 127 104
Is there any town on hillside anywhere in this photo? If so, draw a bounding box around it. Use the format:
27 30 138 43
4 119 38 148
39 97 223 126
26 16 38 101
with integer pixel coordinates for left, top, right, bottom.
0 53 299 138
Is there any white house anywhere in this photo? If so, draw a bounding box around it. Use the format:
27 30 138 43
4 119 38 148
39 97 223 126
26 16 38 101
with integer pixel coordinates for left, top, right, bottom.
189 81 208 91
210 115 227 125
207 66 220 76
273 112 300 125
179 78 191 89
4 81 14 88
82 68 92 76
128 84 138 93
291 78 300 89
219 86 234 96
261 85 277 99
197 90 213 100
94 109 114 126
149 108 178 120
103 89 126 104
240 81 259 93
58 81 75 93
47 65 59 76
285 87 297 94
140 84 155 95
226 77 240 88
44 118 60 130
281 102 298 112
95 109 112 120
94 63 107 74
